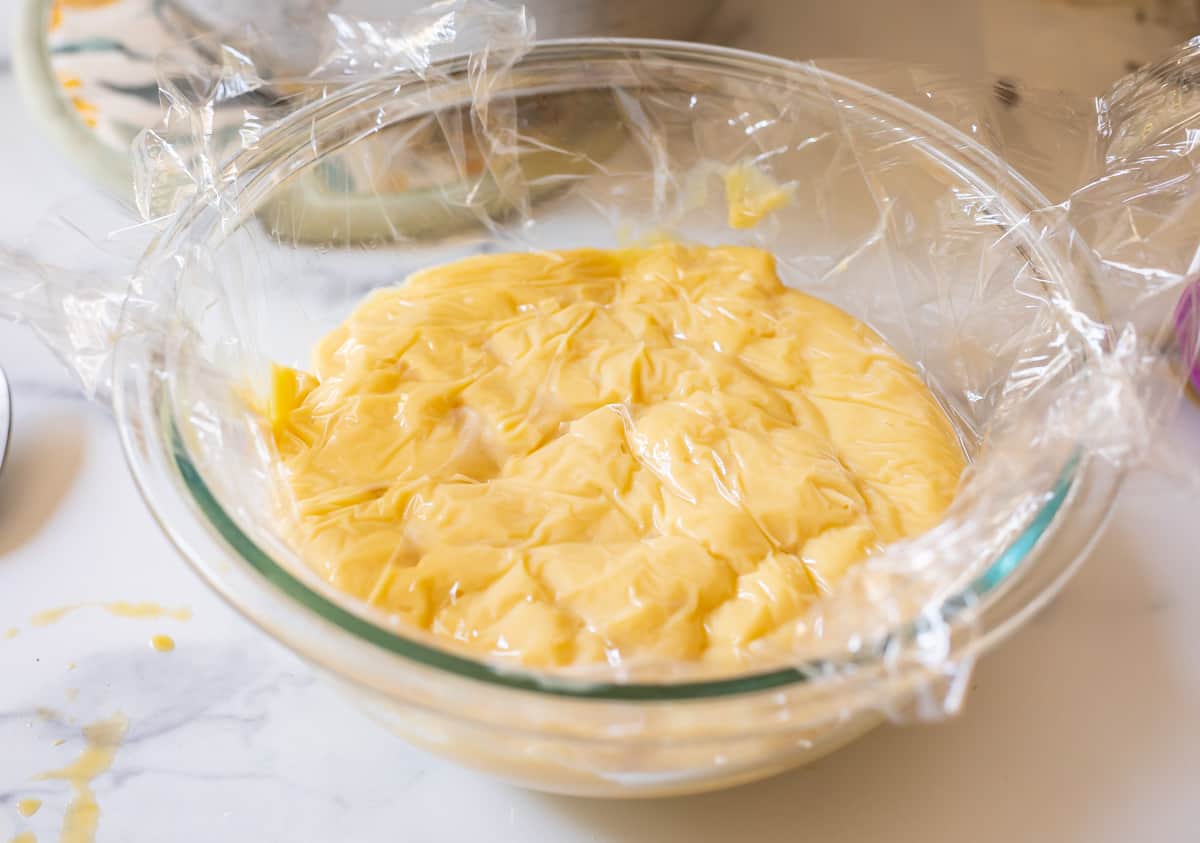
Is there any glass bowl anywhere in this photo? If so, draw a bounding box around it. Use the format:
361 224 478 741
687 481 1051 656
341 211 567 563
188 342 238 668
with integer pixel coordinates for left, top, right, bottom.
112 39 1123 797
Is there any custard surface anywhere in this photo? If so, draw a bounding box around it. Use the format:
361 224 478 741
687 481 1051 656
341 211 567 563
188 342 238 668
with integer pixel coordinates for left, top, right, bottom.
268 243 964 666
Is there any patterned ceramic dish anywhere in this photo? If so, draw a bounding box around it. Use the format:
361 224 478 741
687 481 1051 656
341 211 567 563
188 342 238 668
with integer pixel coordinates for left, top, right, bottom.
12 0 173 195
11 0 717 205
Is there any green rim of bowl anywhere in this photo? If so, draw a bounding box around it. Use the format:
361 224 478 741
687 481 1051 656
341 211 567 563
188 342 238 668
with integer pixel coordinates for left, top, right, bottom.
171 418 1077 700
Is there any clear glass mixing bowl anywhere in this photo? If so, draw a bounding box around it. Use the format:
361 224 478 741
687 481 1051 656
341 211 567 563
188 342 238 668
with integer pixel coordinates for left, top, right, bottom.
112 39 1123 797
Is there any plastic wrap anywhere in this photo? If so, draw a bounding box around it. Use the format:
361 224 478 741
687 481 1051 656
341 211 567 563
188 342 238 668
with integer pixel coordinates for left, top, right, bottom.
4 0 1200 794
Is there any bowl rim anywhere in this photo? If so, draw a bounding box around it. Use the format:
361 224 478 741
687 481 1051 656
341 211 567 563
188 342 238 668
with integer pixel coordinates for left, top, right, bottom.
115 36 1107 702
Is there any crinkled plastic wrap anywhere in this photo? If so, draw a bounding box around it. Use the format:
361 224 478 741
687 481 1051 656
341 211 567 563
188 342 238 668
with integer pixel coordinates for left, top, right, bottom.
5 0 1200 794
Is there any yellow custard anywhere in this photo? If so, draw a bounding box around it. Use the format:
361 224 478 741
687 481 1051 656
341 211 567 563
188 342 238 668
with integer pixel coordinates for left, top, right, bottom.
723 162 792 229
268 243 963 667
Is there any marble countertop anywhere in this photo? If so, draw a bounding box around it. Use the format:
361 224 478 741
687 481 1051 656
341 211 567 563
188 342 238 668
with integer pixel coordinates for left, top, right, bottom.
3 2 1200 841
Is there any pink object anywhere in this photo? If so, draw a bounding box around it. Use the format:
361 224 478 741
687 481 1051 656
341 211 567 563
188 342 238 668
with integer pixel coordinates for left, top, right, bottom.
1176 280 1200 394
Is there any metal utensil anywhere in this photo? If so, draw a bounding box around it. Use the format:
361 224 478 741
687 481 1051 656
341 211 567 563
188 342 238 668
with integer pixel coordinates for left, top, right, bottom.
0 367 10 476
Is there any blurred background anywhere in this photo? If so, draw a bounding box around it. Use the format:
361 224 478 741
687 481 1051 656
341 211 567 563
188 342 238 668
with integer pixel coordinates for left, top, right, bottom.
5 0 1200 205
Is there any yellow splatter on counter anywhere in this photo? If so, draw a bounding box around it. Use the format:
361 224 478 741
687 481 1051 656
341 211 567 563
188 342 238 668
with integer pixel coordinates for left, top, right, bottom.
30 603 191 627
35 714 127 843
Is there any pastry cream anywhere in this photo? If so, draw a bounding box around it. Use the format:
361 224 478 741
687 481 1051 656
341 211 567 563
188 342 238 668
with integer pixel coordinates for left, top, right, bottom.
267 243 963 667
723 162 792 229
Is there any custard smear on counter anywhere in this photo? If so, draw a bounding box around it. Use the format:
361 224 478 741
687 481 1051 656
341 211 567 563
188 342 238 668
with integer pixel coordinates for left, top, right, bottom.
266 243 964 667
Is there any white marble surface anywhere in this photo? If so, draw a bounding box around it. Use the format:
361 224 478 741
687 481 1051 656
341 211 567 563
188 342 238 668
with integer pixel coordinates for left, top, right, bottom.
3 2 1200 842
